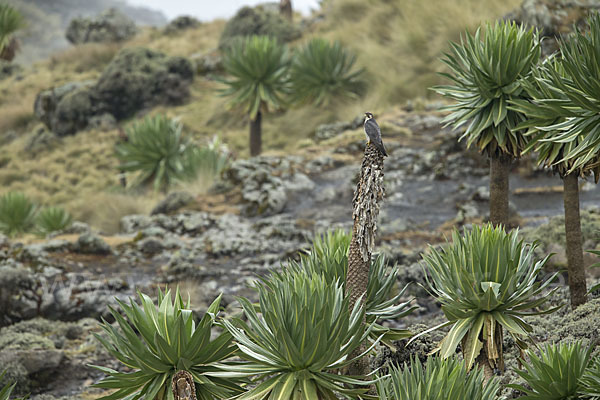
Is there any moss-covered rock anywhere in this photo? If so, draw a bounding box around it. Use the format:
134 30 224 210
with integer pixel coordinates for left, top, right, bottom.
65 8 137 44
0 332 54 351
219 5 301 49
33 81 97 136
94 47 194 119
34 47 194 135
522 208 600 269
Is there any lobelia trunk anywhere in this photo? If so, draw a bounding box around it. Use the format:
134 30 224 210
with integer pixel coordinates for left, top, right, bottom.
346 142 385 376
279 0 292 21
489 153 511 227
562 173 587 308
249 111 262 157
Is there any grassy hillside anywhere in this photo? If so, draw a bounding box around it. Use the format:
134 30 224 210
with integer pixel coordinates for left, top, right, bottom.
0 0 523 232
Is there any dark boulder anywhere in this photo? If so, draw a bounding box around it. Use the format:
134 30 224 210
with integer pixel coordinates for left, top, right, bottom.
34 48 194 135
164 15 201 35
94 47 194 119
33 81 97 137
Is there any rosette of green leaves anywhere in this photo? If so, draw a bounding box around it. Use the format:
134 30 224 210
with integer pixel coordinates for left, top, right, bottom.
0 4 24 55
509 341 593 399
115 116 197 192
0 371 17 400
289 38 365 106
434 20 540 157
92 288 242 400
219 35 289 119
523 12 600 177
419 224 560 371
510 55 599 179
376 356 500 400
289 229 416 347
0 192 37 237
220 271 375 400
36 206 72 235
581 357 600 399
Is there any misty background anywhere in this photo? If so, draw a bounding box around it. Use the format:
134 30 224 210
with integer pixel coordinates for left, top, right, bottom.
127 0 320 21
10 0 320 64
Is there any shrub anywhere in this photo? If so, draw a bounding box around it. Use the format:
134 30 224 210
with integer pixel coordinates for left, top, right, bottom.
290 229 416 347
221 270 373 399
376 356 500 400
289 38 366 106
509 341 593 399
92 288 242 400
581 357 600 399
116 116 219 192
179 137 229 181
36 206 72 235
418 224 560 372
0 192 37 237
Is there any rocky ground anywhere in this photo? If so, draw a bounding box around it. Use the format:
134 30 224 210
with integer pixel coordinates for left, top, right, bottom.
2 108 600 399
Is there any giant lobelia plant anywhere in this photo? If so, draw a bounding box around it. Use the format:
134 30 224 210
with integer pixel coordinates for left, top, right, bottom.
510 56 596 307
376 356 500 400
288 229 416 348
92 288 243 400
434 20 540 226
219 270 377 399
219 35 289 156
509 341 595 399
416 224 561 380
289 38 365 106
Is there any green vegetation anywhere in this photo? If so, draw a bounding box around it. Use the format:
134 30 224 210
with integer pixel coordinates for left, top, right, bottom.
0 4 25 61
581 358 600 399
509 341 594 399
376 356 500 400
35 206 72 235
289 38 365 106
0 370 17 400
92 288 242 400
434 20 540 225
290 229 416 347
115 115 225 192
0 191 36 237
220 35 289 156
180 136 229 182
419 224 560 376
511 56 591 307
221 270 372 399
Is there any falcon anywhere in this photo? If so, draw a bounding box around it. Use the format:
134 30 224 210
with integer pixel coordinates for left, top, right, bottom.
364 112 388 157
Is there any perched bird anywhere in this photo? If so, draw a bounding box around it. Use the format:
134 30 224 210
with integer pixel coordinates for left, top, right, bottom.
364 112 388 157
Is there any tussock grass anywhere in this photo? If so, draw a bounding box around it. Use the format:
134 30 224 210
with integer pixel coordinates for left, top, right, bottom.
48 42 121 73
129 20 226 57
315 0 523 106
70 191 156 234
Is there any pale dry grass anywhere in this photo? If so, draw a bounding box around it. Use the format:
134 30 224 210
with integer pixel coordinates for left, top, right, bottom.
129 20 226 57
48 42 121 73
70 191 157 234
316 0 523 106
